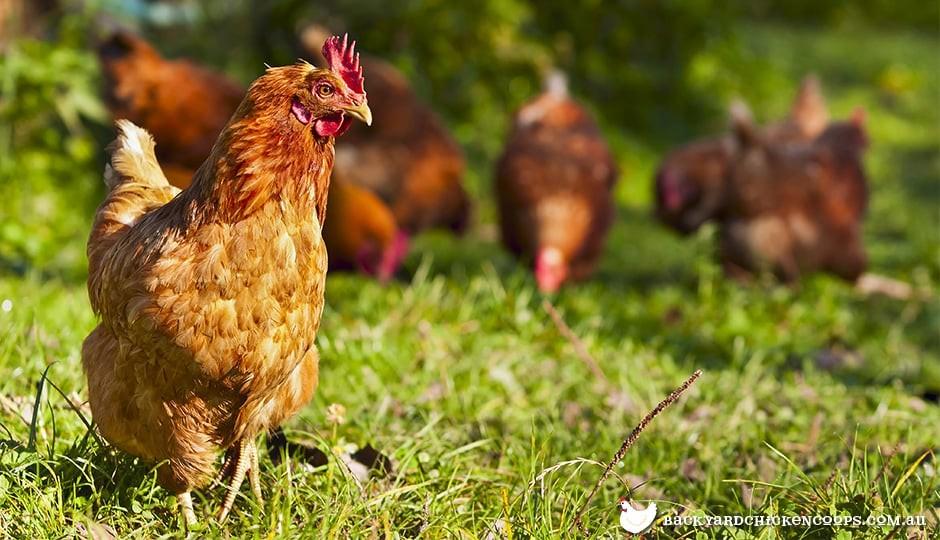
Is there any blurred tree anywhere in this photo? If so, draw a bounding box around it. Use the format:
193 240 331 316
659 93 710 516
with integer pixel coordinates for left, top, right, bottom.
162 0 740 154
746 0 936 31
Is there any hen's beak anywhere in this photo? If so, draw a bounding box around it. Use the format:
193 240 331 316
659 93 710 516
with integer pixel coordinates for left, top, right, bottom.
344 100 372 126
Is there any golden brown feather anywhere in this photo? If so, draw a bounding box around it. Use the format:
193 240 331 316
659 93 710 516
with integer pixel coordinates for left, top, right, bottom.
83 46 372 523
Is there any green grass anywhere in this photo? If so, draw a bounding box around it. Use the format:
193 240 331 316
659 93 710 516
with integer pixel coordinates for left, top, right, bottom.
1 23 938 539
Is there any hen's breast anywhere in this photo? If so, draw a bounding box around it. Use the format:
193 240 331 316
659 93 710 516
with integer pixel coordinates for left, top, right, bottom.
142 199 327 441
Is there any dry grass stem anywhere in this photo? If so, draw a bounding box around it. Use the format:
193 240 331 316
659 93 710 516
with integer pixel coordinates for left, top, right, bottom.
570 369 702 534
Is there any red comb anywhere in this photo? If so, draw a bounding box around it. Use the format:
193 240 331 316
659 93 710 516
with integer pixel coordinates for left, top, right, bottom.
322 33 365 95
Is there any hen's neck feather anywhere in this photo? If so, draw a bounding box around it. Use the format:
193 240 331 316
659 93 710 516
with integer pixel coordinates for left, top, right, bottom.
185 101 333 226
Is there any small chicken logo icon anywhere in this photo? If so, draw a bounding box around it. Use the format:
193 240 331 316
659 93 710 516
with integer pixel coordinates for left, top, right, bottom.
618 497 656 534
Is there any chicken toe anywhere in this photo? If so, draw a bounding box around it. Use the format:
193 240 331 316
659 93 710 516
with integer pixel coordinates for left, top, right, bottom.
248 439 263 505
213 445 237 487
179 491 197 526
217 438 262 522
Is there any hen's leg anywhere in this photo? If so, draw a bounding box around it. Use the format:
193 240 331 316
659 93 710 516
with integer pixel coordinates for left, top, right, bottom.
179 491 197 526
217 438 262 522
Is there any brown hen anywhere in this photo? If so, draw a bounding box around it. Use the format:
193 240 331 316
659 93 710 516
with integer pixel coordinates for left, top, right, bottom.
655 75 829 234
719 105 869 281
322 178 409 281
82 35 372 525
495 73 618 292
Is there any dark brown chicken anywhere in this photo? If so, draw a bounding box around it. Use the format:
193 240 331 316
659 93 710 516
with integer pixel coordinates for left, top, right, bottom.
82 36 372 525
495 74 618 292
655 76 829 234
301 26 470 235
719 106 869 281
97 30 244 189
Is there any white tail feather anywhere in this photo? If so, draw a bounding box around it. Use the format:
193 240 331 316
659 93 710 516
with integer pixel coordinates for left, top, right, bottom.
105 120 170 191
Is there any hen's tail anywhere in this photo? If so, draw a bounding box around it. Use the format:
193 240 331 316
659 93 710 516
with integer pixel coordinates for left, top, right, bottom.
96 121 178 230
88 121 179 288
104 120 173 192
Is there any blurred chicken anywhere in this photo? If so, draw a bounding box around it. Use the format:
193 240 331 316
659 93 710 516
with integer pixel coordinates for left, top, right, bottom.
97 30 244 189
301 25 471 235
655 76 829 234
495 73 618 292
322 178 409 281
82 36 372 524
719 104 868 281
98 30 406 277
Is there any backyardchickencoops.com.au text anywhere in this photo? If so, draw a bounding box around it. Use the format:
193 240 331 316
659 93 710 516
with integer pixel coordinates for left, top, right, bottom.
660 514 927 528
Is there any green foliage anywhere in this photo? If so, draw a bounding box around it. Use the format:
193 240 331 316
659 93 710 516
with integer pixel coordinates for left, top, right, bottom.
0 20 107 279
747 0 938 31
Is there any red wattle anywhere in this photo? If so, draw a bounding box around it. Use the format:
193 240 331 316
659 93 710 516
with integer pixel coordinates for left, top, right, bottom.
314 112 347 138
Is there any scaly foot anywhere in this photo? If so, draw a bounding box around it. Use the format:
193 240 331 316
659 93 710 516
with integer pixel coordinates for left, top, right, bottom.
216 438 263 522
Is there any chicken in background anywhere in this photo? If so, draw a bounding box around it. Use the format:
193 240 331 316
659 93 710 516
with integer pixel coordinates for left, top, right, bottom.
654 76 829 234
719 103 869 282
322 178 409 282
97 30 407 278
82 36 373 524
495 72 618 293
301 25 471 236
97 30 244 188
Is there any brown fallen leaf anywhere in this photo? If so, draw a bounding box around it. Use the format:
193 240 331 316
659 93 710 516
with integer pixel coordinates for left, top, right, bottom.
76 521 117 540
680 457 706 483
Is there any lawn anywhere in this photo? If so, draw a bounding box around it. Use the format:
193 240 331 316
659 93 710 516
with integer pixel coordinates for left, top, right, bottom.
0 22 938 539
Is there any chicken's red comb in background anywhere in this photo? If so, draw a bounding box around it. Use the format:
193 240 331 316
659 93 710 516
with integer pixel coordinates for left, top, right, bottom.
322 33 365 95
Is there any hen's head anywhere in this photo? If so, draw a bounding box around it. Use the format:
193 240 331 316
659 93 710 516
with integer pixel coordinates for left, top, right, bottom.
357 231 410 283
818 107 869 154
244 34 371 139
655 137 733 234
535 247 568 293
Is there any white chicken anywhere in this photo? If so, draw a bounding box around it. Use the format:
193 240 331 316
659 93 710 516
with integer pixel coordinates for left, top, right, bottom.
618 497 657 534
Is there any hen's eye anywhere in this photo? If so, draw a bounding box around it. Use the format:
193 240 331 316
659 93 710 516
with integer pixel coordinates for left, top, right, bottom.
316 84 335 97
